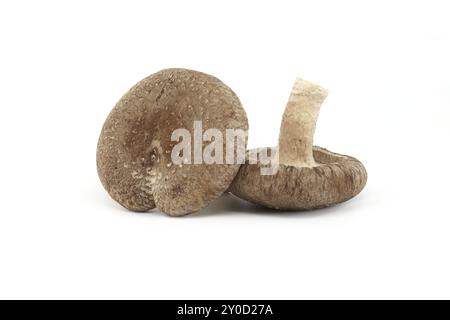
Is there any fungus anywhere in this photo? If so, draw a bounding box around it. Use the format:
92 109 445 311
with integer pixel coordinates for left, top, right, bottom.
97 68 248 216
229 79 367 210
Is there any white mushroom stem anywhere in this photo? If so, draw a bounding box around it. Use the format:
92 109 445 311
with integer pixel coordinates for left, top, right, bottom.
278 78 328 167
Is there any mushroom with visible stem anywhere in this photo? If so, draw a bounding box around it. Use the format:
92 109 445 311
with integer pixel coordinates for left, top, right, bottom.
97 68 248 216
229 78 367 210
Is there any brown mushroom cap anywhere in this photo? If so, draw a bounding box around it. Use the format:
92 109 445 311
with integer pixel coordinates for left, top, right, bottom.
229 78 367 210
97 68 248 216
229 146 367 210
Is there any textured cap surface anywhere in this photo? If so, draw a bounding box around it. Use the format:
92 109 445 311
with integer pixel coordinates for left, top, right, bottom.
97 68 248 216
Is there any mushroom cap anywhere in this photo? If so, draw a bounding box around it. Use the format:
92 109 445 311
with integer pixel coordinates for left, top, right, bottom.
229 146 367 210
97 68 248 216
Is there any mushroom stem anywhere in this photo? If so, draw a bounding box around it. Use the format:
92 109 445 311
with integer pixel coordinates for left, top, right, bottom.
278 78 328 167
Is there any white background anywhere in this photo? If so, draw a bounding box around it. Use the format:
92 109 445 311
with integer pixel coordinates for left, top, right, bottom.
0 0 449 299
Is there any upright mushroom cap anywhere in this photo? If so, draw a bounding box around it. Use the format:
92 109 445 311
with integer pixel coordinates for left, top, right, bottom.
229 78 367 210
97 68 248 216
